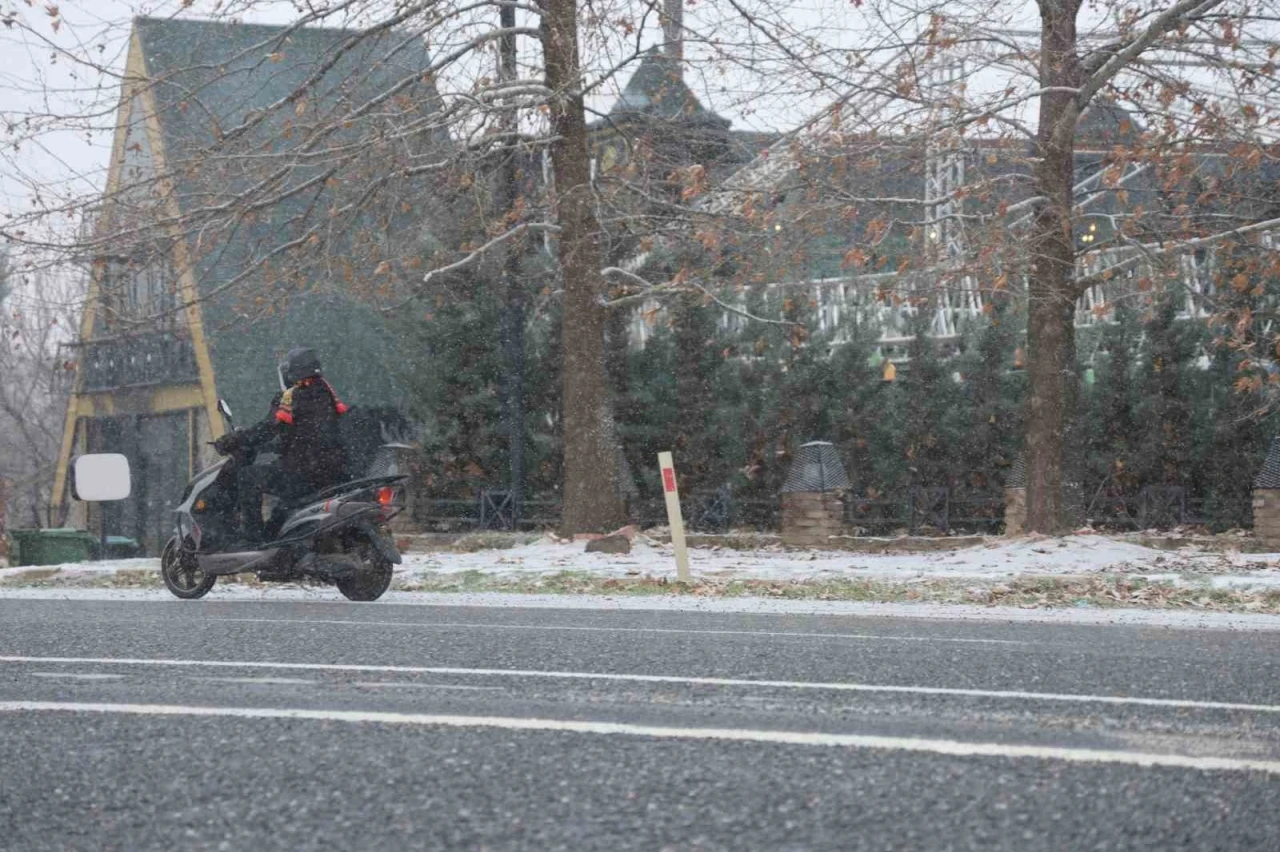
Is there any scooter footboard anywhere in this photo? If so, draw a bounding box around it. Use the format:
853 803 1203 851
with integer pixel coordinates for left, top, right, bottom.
196 549 281 576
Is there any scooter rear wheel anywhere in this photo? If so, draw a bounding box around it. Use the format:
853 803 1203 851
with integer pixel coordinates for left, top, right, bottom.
161 537 217 600
336 541 393 602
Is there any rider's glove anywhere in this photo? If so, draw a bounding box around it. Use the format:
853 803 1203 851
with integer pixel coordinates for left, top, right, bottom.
213 432 241 456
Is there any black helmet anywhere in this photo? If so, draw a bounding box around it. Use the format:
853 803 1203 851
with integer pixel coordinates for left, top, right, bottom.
279 347 323 387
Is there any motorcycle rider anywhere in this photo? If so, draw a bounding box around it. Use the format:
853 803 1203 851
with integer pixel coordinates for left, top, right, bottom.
214 347 352 543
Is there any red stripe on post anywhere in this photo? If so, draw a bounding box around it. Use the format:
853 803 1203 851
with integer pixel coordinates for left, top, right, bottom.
662 468 676 493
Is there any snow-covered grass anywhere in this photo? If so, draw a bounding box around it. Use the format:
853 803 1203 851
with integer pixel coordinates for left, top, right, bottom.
396 533 1280 583
0 558 157 586
3 533 1280 612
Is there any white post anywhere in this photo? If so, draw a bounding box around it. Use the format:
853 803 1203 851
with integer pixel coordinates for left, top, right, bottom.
657 451 691 583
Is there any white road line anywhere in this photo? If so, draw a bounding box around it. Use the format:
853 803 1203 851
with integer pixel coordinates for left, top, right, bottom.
208 617 1028 645
189 676 317 686
353 682 504 692
29 672 124 681
3 655 1277 715
5 588 1280 630
1 701 1276 774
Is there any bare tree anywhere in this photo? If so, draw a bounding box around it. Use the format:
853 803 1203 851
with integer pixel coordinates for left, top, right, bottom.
0 0 643 533
0 250 79 527
1014 1 1280 530
3 0 1279 536
599 2 1280 533
539 0 627 530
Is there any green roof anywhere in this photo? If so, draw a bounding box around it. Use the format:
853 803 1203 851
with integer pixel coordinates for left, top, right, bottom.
607 49 730 129
136 17 448 159
133 17 451 419
1076 101 1142 147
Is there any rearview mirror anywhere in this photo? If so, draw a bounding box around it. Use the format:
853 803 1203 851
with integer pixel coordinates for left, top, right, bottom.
71 454 132 502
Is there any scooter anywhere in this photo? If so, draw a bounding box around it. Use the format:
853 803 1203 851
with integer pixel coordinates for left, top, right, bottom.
160 399 408 601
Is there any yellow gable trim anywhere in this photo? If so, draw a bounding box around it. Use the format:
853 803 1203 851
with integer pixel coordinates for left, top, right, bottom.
135 41 224 441
52 30 152 511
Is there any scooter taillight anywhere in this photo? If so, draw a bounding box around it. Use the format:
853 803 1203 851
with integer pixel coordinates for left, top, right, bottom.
377 487 395 507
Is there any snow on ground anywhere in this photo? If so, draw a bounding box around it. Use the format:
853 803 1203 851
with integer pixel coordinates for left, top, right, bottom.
394 533 1280 587
0 558 155 582
4 534 1279 588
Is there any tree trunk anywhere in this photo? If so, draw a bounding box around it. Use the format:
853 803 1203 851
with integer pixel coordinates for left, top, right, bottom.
540 0 626 534
1026 0 1084 533
498 4 526 528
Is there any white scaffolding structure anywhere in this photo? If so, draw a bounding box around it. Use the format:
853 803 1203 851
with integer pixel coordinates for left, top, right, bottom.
922 55 985 340
620 37 1279 353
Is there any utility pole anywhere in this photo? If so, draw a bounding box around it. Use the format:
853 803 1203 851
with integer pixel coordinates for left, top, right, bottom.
663 0 683 64
497 2 526 529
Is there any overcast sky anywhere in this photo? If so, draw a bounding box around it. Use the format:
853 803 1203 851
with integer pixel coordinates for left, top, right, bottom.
0 1 878 225
1 0 1272 251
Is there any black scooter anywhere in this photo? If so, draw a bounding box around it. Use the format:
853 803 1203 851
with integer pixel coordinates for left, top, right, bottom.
160 399 408 601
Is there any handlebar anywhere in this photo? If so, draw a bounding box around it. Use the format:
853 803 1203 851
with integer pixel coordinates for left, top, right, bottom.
210 431 259 465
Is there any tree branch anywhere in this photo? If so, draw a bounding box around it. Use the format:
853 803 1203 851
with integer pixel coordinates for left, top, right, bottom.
381 221 561 312
1072 214 1280 296
601 267 803 327
1079 0 1228 100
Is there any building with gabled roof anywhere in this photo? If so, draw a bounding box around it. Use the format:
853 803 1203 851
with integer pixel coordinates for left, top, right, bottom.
607 48 731 130
53 17 452 552
591 49 774 190
620 89 1280 354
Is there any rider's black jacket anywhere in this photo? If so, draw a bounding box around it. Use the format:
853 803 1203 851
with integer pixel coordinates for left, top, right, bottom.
237 377 351 493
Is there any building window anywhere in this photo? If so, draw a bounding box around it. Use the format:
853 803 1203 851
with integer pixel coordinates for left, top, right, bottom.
104 248 177 325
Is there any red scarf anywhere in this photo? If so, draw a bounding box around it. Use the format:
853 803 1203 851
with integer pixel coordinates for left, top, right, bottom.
275 377 349 425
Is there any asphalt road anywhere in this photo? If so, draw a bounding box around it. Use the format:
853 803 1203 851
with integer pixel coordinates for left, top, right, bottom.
1 597 1279 851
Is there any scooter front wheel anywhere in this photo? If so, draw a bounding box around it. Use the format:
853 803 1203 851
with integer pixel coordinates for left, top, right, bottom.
161 537 216 600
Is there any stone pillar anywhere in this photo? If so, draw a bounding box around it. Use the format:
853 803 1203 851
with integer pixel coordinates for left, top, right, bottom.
781 491 844 547
1004 451 1026 536
1253 437 1280 549
780 441 850 548
1003 486 1026 536
389 453 422 536
1253 490 1280 549
375 444 422 535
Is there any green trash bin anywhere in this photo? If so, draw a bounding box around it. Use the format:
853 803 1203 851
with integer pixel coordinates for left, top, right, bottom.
8 528 99 567
104 536 142 560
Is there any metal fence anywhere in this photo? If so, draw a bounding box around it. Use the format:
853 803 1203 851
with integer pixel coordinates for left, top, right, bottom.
73 332 200 393
413 494 560 532
407 485 1248 535
410 488 1003 535
843 489 1004 535
1084 487 1252 532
